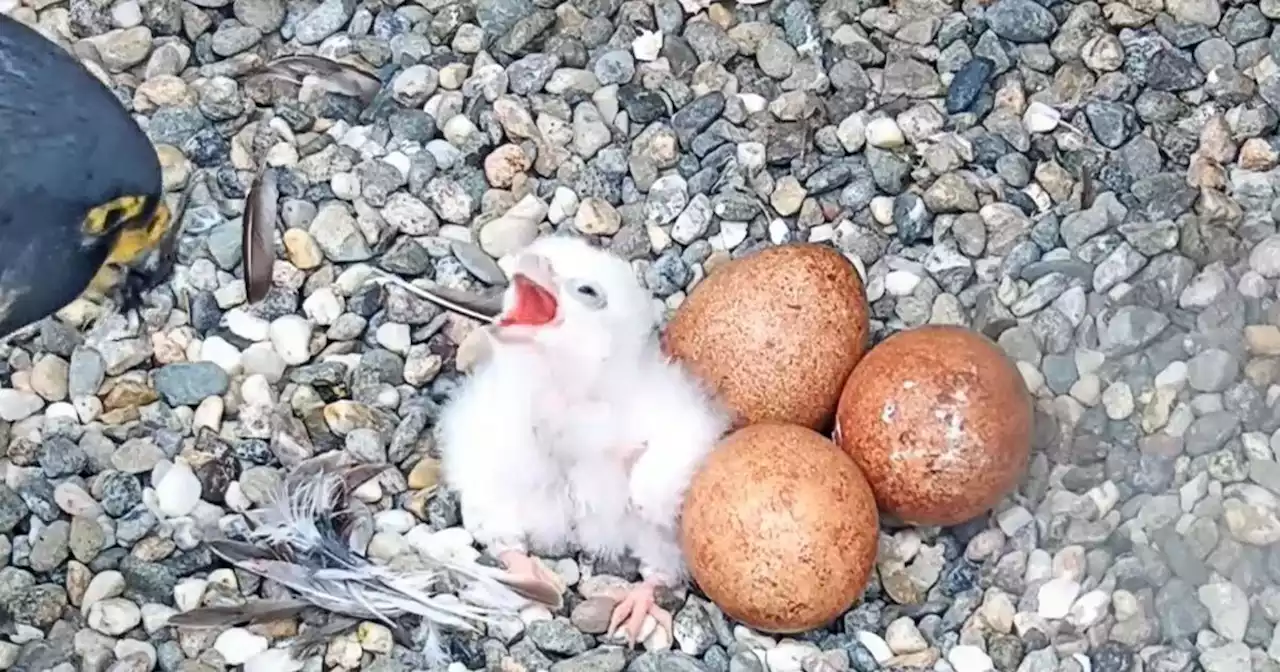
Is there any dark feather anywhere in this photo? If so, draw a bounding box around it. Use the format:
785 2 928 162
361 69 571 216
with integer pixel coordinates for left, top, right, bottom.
372 271 502 323
243 166 279 303
1080 164 1096 210
250 55 382 106
165 600 311 628
208 539 279 564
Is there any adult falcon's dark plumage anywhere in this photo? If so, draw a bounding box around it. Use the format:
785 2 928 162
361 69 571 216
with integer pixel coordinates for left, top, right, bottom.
0 15 171 340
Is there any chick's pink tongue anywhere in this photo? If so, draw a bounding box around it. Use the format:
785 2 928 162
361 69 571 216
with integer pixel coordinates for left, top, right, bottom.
499 275 557 327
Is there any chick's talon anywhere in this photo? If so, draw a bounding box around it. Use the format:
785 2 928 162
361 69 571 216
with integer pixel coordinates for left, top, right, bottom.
497 550 565 609
607 581 672 648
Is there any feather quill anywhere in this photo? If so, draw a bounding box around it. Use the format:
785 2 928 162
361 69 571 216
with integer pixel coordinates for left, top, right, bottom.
370 270 502 323
167 453 535 653
1080 164 1096 210
248 55 382 106
243 166 279 304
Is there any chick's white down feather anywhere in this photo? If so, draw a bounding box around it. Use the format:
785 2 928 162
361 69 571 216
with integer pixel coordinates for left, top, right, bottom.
438 235 730 585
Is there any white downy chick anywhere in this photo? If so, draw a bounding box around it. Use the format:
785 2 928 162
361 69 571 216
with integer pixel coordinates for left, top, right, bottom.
437 234 731 644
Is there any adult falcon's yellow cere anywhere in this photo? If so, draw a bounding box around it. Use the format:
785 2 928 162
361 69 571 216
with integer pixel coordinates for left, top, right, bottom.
0 14 171 340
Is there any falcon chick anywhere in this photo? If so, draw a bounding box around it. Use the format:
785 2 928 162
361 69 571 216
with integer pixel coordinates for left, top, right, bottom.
437 235 730 645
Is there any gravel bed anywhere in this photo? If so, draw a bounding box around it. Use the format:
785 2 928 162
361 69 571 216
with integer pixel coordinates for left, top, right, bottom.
1 0 1279 670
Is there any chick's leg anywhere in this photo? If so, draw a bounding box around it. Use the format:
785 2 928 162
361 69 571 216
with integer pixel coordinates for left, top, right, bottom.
607 578 673 647
610 521 686 647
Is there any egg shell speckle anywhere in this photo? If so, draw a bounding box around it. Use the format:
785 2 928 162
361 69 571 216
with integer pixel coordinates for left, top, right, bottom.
664 243 869 431
834 325 1032 526
680 423 879 633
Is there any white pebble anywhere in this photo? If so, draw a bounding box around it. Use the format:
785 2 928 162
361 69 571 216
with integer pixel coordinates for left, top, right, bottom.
214 628 269 666
225 309 270 341
1037 577 1082 619
1086 481 1120 516
1070 374 1102 406
836 113 866 153
111 0 143 27
884 617 928 654
1068 590 1111 628
710 221 748 250
141 604 177 634
46 402 80 423
768 219 790 244
245 648 304 672
1155 361 1188 389
737 93 767 114
1017 361 1044 395
547 187 579 224
0 389 43 422
864 117 904 148
268 315 313 365
154 461 202 518
302 288 344 325
764 642 815 672
1026 549 1053 583
375 323 412 354
115 640 157 668
173 578 208 612
884 270 921 297
1101 382 1134 419
1023 101 1061 133
199 336 242 375
185 402 225 441
737 142 766 171
996 506 1033 535
948 645 994 672
81 571 125 614
240 374 275 406
87 598 142 636
1074 349 1105 375
869 196 895 225
633 29 662 61
854 631 893 663
370 513 413 539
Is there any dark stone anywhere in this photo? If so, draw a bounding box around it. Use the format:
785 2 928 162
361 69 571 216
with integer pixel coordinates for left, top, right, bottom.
946 57 994 113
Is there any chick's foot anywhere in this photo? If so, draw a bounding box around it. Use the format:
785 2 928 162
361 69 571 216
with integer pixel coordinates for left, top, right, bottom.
496 550 565 609
607 581 672 647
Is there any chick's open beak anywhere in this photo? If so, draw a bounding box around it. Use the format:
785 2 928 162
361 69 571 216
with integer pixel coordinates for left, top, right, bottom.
498 254 559 329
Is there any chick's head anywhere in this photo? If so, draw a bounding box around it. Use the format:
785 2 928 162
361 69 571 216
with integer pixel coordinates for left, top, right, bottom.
492 235 655 359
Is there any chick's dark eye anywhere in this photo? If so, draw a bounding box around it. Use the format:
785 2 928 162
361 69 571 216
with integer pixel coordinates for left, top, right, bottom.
570 280 607 309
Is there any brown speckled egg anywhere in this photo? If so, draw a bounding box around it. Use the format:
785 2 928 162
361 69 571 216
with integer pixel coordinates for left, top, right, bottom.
663 244 869 431
834 325 1032 527
680 423 879 633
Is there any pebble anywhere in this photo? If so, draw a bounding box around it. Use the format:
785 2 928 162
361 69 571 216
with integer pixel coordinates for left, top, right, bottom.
87 598 142 636
1023 102 1061 133
154 461 202 518
986 0 1059 42
884 617 928 654
946 58 994 114
948 645 994 672
213 628 269 665
1198 581 1249 641
865 118 905 149
1037 578 1082 619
